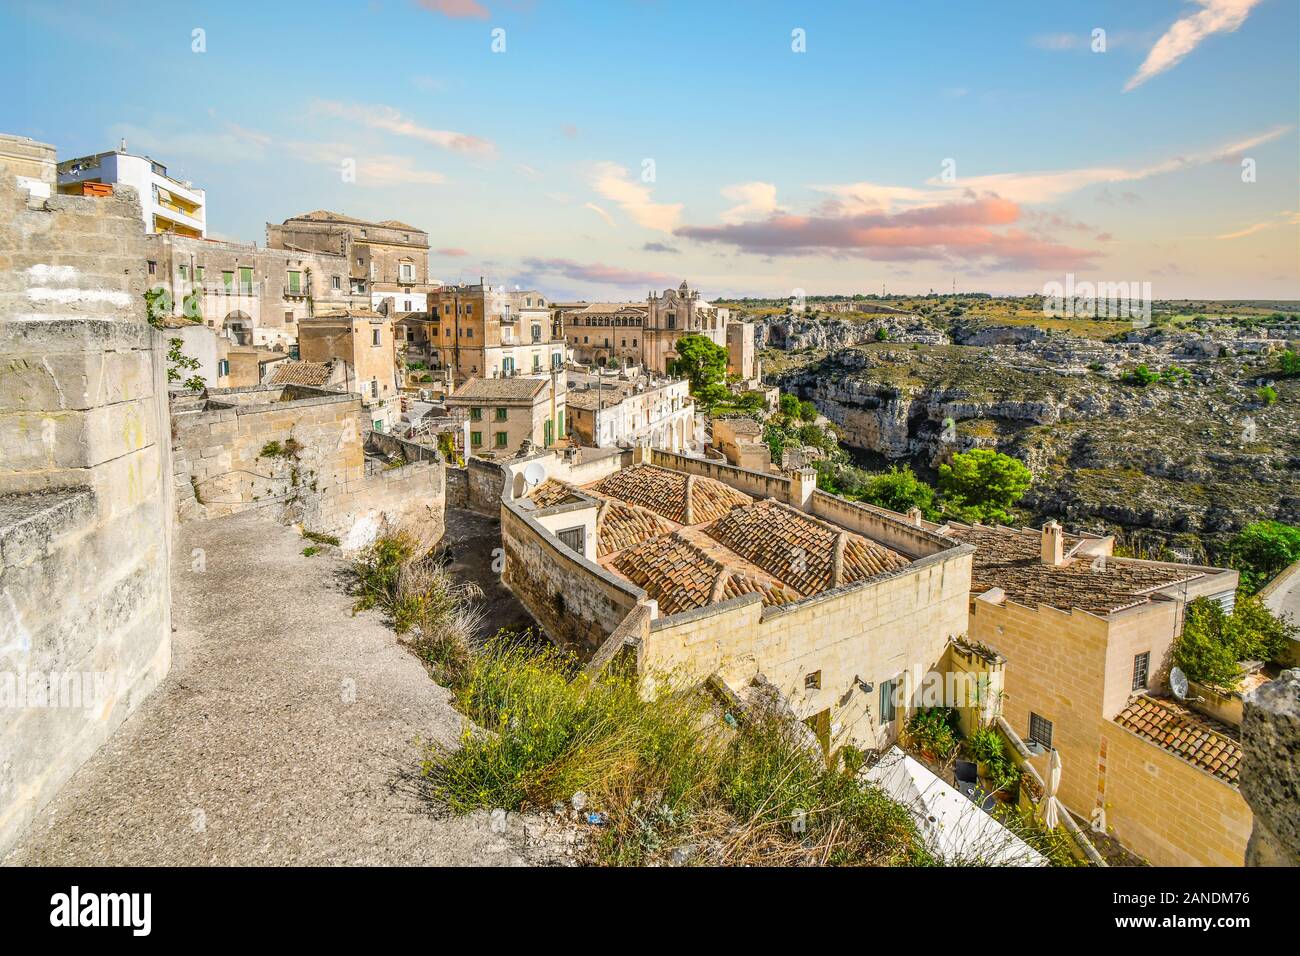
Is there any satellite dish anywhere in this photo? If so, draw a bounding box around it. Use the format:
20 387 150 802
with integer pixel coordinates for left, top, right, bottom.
1168 667 1203 703
523 462 546 489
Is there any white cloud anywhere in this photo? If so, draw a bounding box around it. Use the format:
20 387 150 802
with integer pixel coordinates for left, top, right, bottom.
1125 0 1263 91
313 100 496 157
720 181 778 223
589 161 682 232
583 202 616 226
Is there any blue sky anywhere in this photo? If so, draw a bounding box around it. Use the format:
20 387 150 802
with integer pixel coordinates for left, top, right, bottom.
3 0 1297 300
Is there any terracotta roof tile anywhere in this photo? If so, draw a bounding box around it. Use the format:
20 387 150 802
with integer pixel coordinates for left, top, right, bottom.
948 524 1204 615
267 360 334 387
1113 695 1242 785
595 500 676 557
589 464 751 524
706 499 909 594
527 478 582 509
608 534 720 615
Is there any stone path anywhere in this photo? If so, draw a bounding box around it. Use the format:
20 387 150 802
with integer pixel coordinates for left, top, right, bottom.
4 510 533 866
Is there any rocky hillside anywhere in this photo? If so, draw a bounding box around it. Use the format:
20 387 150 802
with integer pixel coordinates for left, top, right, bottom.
773 330 1299 548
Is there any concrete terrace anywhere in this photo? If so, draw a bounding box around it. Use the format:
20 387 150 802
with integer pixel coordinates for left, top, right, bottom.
4 510 530 866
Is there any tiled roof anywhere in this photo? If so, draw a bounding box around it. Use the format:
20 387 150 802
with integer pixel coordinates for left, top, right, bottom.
565 386 633 411
609 535 720 615
1113 696 1242 785
706 500 909 594
595 500 675 557
268 360 334 387
948 524 1205 615
448 376 549 403
608 532 796 613
589 464 751 524
528 478 583 509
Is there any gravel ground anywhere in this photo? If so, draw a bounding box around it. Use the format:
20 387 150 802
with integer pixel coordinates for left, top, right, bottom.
4 510 543 866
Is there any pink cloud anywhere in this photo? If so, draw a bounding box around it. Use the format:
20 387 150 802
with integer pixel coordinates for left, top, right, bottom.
436 247 470 257
521 257 675 287
675 196 1098 270
415 0 490 19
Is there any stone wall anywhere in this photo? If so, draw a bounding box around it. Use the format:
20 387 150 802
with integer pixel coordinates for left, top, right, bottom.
499 499 646 652
171 383 444 551
446 457 505 515
1241 669 1299 866
0 170 173 855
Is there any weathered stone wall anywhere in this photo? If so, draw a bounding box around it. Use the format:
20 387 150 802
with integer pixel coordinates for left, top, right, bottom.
0 170 172 855
171 384 444 551
1241 669 1300 866
500 499 646 652
446 457 505 515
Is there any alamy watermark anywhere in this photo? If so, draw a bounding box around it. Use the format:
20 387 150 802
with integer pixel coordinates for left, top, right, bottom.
0 670 117 711
1041 273 1151 324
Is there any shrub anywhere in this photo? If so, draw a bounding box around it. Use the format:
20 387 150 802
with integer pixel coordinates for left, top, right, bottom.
425 639 934 866
904 707 959 762
861 465 937 519
1227 520 1300 594
1122 364 1159 387
1173 596 1297 689
1280 349 1300 377
1256 385 1277 406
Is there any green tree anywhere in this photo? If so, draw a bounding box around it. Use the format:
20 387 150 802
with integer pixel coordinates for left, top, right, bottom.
797 400 818 423
860 466 938 519
1228 520 1300 593
167 337 206 392
778 392 801 418
670 334 728 404
1174 596 1297 689
1279 349 1300 377
937 449 1032 525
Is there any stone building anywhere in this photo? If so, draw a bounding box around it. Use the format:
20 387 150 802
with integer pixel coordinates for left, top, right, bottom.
57 145 206 237
498 449 975 754
712 416 771 471
565 374 695 452
726 319 756 380
146 233 366 351
0 133 56 199
560 302 647 368
444 373 567 457
424 281 566 382
642 281 730 375
266 210 437 313
293 309 401 432
949 520 1250 867
0 165 173 855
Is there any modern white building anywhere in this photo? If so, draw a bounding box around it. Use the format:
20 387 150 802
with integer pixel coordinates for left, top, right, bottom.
57 144 206 238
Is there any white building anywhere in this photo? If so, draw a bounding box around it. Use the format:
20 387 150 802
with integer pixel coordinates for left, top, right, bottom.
58 145 206 238
565 374 696 453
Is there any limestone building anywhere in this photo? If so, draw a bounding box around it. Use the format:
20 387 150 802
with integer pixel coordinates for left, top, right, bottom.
293 309 401 431
444 373 567 457
266 210 437 313
425 281 566 382
565 374 696 452
642 281 730 375
146 233 366 351
561 302 647 368
949 520 1250 867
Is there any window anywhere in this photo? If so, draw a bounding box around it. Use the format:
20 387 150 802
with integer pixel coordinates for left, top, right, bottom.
879 679 897 723
222 270 234 292
469 407 482 421
284 311 293 323
287 270 301 294
532 354 541 372
1028 713 1053 750
372 328 381 347
494 407 507 421
400 262 413 282
147 260 157 275
494 431 508 448
331 276 341 290
1132 652 1150 691
552 352 563 369
804 671 821 690
531 324 541 343
470 431 482 448
179 264 189 280
238 267 253 295
666 313 676 329
195 266 205 282
360 229 367 238
557 527 585 554
370 379 379 399
217 359 230 377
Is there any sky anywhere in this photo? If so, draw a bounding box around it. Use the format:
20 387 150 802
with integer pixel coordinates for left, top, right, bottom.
2 0 1297 301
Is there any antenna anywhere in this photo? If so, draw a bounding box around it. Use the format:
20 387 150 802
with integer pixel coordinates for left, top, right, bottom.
1169 667 1204 704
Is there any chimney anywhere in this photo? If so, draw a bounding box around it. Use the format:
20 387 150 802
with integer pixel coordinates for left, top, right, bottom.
906 507 923 527
1041 520 1065 566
